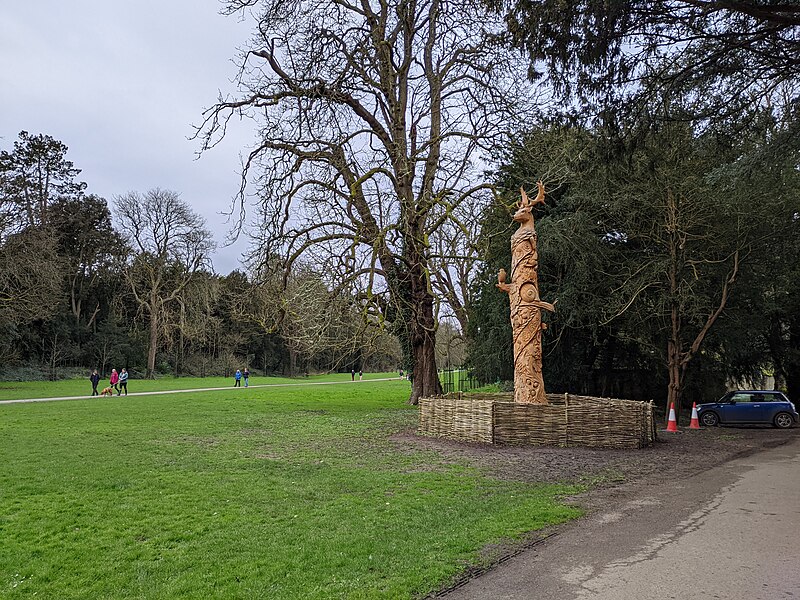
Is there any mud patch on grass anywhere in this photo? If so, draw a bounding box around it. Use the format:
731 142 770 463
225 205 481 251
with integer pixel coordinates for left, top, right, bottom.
392 425 797 485
239 427 272 438
173 435 221 448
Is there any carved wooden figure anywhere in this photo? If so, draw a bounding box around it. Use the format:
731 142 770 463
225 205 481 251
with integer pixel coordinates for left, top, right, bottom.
497 182 555 404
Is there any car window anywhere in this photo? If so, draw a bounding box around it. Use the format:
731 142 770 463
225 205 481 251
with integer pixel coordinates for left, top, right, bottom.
729 393 752 403
758 393 784 403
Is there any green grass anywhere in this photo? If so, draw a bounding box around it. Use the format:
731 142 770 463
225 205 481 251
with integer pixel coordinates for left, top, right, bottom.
466 382 503 394
0 379 581 599
437 369 472 391
0 372 394 401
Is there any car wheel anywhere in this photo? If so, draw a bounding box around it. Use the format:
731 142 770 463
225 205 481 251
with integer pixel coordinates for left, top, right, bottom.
701 412 719 427
773 412 794 429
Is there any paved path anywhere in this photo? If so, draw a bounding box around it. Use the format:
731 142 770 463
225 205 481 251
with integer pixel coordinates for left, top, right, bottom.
0 378 400 405
445 436 800 600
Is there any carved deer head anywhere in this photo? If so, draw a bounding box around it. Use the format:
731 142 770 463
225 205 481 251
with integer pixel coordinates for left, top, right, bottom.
513 181 545 223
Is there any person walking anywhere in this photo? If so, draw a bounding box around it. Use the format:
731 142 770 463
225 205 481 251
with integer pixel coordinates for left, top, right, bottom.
243 367 250 388
359 369 363 381
351 368 355 381
90 369 100 396
118 368 129 396
234 369 242 387
110 369 119 394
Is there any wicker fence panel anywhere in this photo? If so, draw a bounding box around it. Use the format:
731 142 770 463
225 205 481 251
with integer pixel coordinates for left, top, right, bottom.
492 403 564 446
560 401 641 449
418 395 494 443
419 393 656 449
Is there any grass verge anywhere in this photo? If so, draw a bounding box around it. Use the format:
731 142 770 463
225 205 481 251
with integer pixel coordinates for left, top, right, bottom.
0 372 395 401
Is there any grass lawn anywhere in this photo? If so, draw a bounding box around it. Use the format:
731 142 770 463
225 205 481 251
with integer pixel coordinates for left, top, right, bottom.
0 372 394 401
0 379 581 599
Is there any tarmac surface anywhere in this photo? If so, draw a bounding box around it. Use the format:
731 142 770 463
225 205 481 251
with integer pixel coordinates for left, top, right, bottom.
443 435 800 599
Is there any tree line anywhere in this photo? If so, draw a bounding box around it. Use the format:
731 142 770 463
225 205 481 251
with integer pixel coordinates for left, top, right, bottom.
0 132 400 380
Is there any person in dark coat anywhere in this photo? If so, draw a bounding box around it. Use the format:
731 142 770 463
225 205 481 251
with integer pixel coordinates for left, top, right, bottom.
90 369 100 396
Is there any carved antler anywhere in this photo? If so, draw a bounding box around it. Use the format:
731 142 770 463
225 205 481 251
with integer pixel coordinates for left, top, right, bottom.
534 180 545 205
519 187 530 208
519 181 546 208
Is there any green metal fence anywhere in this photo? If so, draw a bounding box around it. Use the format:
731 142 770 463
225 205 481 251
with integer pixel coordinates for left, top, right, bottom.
439 369 480 394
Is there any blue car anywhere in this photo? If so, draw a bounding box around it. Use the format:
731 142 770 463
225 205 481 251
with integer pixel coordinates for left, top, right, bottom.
696 390 799 428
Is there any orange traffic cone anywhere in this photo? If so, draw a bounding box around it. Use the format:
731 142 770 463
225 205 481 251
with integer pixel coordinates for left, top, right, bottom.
666 402 678 432
689 402 700 429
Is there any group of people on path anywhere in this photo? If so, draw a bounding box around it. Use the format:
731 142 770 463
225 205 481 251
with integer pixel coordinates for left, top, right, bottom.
90 368 129 396
90 367 252 396
350 369 363 381
234 368 250 387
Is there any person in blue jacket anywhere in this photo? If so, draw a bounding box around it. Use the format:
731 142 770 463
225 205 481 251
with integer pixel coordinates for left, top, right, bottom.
234 369 242 387
118 368 129 396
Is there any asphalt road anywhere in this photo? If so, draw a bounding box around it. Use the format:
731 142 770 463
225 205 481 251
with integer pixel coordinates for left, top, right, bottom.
445 435 800 600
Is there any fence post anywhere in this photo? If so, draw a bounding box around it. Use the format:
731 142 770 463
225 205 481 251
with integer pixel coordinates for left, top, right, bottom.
491 400 496 445
564 393 569 447
649 400 657 442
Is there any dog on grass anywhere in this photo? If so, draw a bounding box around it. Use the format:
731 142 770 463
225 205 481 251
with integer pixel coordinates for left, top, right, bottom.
100 387 114 397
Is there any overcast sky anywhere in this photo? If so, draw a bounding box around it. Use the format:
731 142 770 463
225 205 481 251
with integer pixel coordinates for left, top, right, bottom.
0 0 258 273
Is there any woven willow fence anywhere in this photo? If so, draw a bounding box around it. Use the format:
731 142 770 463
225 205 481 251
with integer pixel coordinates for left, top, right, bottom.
418 393 657 449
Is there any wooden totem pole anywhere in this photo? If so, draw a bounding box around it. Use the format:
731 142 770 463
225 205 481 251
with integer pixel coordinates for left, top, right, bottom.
497 182 555 404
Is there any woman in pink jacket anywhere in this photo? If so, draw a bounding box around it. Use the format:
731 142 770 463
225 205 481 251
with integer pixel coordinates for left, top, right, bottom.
110 369 119 394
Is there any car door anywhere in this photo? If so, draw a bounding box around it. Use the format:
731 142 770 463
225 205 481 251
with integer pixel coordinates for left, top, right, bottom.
722 392 762 423
756 392 784 423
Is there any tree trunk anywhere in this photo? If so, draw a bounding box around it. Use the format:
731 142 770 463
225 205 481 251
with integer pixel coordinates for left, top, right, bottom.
99 340 109 376
147 309 158 379
407 271 442 405
785 316 800 402
48 334 59 381
665 199 683 423
176 303 185 377
786 371 800 404
288 347 298 377
666 337 682 422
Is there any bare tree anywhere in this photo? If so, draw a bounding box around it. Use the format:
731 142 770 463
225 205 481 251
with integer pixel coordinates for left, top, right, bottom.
238 264 389 375
429 200 485 333
164 273 220 376
199 0 533 403
115 189 215 378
